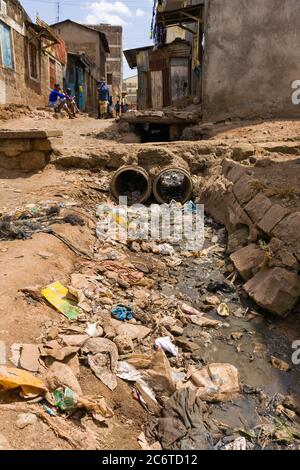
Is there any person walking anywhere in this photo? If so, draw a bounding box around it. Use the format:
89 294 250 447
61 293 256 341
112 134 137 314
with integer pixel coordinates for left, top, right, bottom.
97 79 109 119
115 100 120 117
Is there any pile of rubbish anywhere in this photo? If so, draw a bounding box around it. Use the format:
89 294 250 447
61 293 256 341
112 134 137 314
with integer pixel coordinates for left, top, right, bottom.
1 198 300 450
95 200 204 258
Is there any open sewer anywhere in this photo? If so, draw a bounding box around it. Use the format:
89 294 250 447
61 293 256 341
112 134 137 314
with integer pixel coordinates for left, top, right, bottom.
134 123 170 142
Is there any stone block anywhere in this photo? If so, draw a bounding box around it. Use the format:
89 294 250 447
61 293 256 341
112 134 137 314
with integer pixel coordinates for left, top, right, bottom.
244 192 272 223
233 174 259 206
0 130 62 139
0 139 32 152
272 212 300 260
244 267 300 317
268 238 299 271
32 139 53 151
230 244 266 280
19 151 47 171
258 204 290 235
227 226 249 254
227 163 246 183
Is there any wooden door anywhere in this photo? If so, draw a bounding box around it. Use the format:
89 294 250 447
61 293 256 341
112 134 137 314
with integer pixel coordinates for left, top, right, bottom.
170 58 189 103
151 70 163 110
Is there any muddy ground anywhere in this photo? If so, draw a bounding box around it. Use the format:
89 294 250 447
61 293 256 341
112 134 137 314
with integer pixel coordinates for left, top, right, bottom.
0 113 300 450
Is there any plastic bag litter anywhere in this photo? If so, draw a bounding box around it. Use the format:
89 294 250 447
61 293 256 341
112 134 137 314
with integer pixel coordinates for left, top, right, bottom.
222 437 247 450
117 361 141 382
41 282 80 320
154 337 178 357
0 366 47 396
50 387 114 421
111 304 133 321
52 387 75 411
116 361 160 414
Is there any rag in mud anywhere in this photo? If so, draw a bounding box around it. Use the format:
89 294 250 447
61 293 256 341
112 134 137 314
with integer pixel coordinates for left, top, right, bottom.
150 388 213 450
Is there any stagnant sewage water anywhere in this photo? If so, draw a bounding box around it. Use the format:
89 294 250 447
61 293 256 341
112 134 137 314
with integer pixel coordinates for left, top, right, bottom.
157 214 300 442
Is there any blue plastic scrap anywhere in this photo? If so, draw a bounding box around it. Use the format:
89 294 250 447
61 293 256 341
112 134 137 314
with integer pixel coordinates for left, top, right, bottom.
111 304 133 321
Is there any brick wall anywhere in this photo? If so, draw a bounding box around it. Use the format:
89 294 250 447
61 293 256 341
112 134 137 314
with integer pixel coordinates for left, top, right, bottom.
87 24 123 103
0 1 64 107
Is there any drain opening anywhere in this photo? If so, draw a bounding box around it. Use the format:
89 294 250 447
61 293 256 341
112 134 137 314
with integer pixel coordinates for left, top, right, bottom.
110 166 151 205
134 123 170 142
153 168 193 204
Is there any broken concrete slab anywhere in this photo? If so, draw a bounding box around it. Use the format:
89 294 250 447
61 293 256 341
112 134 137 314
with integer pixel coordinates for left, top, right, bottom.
258 204 290 235
82 337 118 391
0 129 63 139
230 244 266 281
226 163 247 183
244 267 300 317
60 334 89 347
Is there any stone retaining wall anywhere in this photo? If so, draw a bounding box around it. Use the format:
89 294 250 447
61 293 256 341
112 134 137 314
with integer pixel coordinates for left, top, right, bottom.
201 158 300 317
0 130 62 172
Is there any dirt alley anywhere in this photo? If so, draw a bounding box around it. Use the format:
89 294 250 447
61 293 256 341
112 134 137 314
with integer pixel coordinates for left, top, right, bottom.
0 113 300 450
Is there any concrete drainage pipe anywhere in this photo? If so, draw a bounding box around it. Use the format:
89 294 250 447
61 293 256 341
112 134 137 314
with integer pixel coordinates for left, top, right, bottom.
153 167 193 204
110 165 152 205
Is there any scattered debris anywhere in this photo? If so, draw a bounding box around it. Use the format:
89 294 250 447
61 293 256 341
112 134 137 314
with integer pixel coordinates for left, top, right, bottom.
271 356 291 372
41 282 81 320
154 337 178 357
222 437 247 450
0 366 47 396
82 338 118 391
153 388 213 450
16 412 38 429
183 363 241 402
111 304 133 321
217 303 230 317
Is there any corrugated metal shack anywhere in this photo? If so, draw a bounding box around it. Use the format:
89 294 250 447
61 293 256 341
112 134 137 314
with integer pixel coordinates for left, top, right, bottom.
124 39 191 110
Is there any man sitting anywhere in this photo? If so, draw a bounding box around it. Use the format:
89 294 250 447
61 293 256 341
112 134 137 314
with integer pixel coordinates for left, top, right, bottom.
48 84 74 119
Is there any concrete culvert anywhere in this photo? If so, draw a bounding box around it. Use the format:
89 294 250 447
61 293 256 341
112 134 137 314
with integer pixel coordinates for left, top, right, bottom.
153 167 193 204
110 165 152 205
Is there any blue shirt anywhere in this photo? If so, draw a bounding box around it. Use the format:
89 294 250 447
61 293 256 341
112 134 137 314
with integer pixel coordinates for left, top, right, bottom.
49 89 65 103
98 83 109 101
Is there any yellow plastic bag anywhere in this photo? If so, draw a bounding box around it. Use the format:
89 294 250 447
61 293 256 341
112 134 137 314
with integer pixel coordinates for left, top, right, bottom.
41 282 80 320
0 366 47 396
